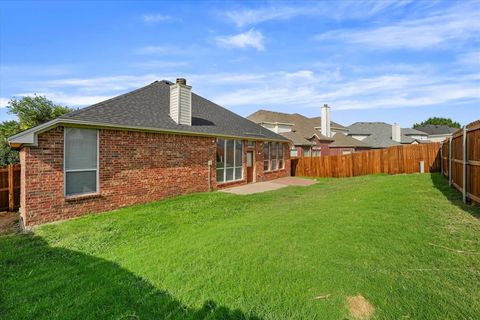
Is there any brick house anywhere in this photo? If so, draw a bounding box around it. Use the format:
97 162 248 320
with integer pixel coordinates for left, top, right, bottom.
247 105 370 157
8 79 290 227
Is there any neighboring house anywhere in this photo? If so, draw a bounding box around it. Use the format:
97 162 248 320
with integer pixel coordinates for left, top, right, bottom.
348 122 429 148
414 125 458 142
8 79 290 227
247 105 370 157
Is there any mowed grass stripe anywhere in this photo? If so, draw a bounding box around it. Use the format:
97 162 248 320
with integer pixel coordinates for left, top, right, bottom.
1 173 479 319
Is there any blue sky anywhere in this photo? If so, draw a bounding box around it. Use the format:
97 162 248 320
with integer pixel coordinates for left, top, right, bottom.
0 0 479 127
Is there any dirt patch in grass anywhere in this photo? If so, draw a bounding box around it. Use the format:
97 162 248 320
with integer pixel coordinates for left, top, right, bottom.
0 211 20 234
347 294 375 319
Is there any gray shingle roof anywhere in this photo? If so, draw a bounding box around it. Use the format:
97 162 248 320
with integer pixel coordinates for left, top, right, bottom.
347 122 426 148
59 81 288 141
280 131 315 146
414 125 458 135
246 110 340 142
329 133 370 148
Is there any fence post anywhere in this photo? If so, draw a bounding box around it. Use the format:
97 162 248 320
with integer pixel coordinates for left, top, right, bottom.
462 126 468 203
8 164 14 211
448 136 452 186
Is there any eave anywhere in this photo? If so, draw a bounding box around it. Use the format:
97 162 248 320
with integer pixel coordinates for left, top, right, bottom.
8 118 290 147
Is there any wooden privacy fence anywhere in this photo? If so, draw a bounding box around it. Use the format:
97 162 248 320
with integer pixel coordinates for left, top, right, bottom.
0 164 21 211
440 120 480 204
291 143 441 178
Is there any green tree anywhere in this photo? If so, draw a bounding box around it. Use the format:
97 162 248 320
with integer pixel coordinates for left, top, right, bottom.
8 95 72 129
0 121 22 166
0 95 74 165
413 117 461 129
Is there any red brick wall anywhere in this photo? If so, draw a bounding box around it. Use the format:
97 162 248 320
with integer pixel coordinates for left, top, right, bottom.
21 127 216 226
216 140 290 187
20 126 290 226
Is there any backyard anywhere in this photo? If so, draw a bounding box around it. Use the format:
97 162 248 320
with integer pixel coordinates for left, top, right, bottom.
1 173 479 319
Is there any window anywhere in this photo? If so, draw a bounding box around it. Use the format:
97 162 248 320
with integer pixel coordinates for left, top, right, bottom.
216 138 243 183
65 128 98 196
263 142 270 171
271 142 277 170
278 143 284 169
342 150 352 155
247 140 255 148
312 150 321 157
304 148 311 157
264 142 285 171
290 147 298 157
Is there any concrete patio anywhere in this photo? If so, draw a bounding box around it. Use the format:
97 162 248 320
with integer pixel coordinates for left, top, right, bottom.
220 177 317 195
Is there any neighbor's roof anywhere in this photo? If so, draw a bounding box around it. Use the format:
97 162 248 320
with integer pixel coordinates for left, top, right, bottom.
247 110 346 130
280 131 315 146
9 81 288 146
247 110 343 143
414 125 458 135
329 133 370 148
347 122 426 148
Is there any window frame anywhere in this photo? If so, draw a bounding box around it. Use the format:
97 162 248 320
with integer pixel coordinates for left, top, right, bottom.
290 147 298 158
263 142 270 172
278 143 284 169
264 142 285 172
64 128 99 197
216 138 243 184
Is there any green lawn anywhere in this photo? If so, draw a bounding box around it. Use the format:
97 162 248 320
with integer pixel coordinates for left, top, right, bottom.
1 174 479 319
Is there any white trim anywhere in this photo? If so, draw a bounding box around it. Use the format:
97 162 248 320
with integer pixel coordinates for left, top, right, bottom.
64 128 99 197
8 118 288 146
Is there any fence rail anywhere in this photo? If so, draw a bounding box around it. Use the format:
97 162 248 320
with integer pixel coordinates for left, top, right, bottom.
291 143 441 178
441 120 480 204
0 164 21 211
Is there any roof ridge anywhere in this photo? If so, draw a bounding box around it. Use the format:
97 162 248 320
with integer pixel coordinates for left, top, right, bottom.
61 80 162 118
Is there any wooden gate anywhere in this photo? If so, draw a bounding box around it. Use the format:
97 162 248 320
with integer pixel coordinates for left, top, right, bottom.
0 164 21 211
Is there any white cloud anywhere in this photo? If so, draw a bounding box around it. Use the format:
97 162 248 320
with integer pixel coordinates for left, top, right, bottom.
224 1 414 27
14 92 114 107
135 45 181 55
0 98 10 108
215 29 265 51
457 51 480 66
0 65 71 77
143 14 172 24
314 6 480 50
212 70 480 112
133 60 189 68
6 67 480 111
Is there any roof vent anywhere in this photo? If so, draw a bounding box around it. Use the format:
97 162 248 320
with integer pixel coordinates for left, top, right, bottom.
170 78 192 126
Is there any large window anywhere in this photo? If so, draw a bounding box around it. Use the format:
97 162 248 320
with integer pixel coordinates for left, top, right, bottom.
264 142 285 171
263 142 270 171
217 139 243 183
65 128 98 196
278 144 284 168
271 142 278 170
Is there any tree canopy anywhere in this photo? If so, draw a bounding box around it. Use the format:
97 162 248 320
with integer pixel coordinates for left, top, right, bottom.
413 117 461 129
0 95 74 166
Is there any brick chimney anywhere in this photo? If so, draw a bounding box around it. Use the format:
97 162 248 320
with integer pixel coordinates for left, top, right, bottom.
392 123 401 142
170 78 192 125
321 104 331 137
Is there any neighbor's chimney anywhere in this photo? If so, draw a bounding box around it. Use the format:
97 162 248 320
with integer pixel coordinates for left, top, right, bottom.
321 104 331 137
392 123 401 142
170 78 192 125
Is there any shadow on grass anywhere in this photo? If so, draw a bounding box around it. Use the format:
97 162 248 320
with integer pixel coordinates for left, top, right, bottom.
430 172 480 219
0 234 261 320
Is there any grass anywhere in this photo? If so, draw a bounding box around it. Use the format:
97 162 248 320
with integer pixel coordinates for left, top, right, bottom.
1 173 479 319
